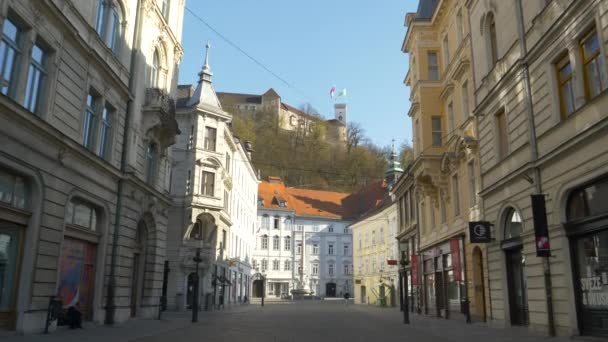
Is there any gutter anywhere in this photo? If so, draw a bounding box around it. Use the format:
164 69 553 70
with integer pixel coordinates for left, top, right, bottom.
105 0 144 324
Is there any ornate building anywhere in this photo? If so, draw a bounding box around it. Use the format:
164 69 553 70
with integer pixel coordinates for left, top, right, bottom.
0 0 183 333
166 44 259 312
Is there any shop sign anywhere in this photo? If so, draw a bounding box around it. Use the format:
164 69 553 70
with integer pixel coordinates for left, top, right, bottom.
469 221 493 243
450 239 462 282
581 275 608 307
387 259 398 266
531 194 551 257
411 255 419 285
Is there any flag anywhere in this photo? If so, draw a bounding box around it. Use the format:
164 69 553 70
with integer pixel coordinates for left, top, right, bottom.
337 88 347 98
329 85 336 99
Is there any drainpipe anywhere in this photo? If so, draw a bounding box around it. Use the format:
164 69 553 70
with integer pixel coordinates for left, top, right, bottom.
105 0 144 324
514 0 555 336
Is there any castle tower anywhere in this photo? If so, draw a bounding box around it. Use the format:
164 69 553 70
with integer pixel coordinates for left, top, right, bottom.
334 103 347 125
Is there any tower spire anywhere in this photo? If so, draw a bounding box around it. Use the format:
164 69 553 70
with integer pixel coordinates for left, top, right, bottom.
198 41 212 82
385 138 404 188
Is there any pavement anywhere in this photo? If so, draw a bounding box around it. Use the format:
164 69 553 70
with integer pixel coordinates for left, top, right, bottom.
1 300 577 342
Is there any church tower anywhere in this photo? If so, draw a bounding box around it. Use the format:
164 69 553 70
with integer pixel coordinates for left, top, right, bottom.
386 140 404 188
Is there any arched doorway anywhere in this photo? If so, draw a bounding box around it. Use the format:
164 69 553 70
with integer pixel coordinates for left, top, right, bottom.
472 246 486 321
326 282 336 297
130 220 148 317
360 286 367 304
502 207 529 326
186 272 197 309
252 280 264 298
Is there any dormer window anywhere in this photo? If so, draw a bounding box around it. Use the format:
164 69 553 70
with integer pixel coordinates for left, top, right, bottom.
279 200 286 207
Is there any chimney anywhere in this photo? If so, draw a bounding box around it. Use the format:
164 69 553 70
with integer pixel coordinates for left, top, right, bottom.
268 176 282 184
244 141 254 159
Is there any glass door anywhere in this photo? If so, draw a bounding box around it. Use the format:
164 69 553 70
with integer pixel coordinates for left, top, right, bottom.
0 226 20 329
506 248 528 325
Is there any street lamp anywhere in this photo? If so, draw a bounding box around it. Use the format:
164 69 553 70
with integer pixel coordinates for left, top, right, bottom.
192 248 203 323
261 271 266 307
399 241 410 325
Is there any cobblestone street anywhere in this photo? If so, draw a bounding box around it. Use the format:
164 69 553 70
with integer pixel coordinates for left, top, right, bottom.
3 301 573 342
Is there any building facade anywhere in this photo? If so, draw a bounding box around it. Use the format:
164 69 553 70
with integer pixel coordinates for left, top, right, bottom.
252 178 354 298
400 0 487 323
0 0 183 333
469 0 608 337
166 45 259 312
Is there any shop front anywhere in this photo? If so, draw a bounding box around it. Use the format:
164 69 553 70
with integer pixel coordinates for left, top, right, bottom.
566 177 608 337
420 238 466 319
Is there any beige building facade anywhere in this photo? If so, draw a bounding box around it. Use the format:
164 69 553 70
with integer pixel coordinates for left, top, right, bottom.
0 0 183 333
469 0 608 338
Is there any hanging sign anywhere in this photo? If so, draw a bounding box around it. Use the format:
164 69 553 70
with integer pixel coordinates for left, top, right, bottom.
469 221 493 243
410 255 419 286
531 194 551 257
450 239 462 282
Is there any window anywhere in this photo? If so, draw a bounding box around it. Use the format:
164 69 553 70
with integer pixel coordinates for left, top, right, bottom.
65 199 97 231
343 227 349 234
313 244 319 255
273 216 280 229
201 171 215 196
161 0 170 20
225 154 231 175
380 227 384 243
273 235 279 250
328 264 334 276
272 259 279 271
262 214 269 229
261 259 267 272
296 241 302 254
431 116 442 146
461 81 470 118
284 260 291 271
372 258 376 273
312 263 319 275
204 126 217 151
284 217 292 231
447 102 454 133
443 36 450 68
468 161 477 207
96 0 122 53
581 29 607 100
372 231 376 245
328 243 334 255
313 225 319 232
145 143 158 185
0 18 21 97
151 49 160 87
252 259 258 270
185 170 191 195
504 208 523 239
488 13 498 66
344 244 350 256
427 52 439 81
284 236 291 251
297 225 303 231
224 190 229 213
297 262 303 275
222 229 226 250
83 92 99 151
457 9 464 43
344 264 351 275
358 238 361 250
556 55 576 117
379 256 384 272
452 174 460 216
495 109 509 159
98 105 113 160
24 43 47 113
0 169 27 209
261 235 268 250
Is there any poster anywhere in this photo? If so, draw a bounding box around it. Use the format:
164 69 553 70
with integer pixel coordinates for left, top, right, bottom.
450 239 462 282
410 255 419 286
57 238 96 314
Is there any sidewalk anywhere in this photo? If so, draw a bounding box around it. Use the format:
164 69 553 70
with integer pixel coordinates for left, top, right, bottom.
0 304 261 342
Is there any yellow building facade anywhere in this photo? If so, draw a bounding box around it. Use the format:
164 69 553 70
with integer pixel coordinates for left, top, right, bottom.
352 202 400 306
400 0 488 322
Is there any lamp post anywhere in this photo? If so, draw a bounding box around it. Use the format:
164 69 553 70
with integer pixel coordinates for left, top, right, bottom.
192 248 202 323
400 257 410 324
261 272 266 307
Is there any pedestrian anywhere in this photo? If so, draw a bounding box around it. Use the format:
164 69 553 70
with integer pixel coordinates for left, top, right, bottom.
344 292 350 305
66 303 82 329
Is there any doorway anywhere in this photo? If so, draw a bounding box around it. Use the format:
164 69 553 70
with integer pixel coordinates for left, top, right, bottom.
130 221 147 317
506 247 528 326
472 247 486 321
252 280 264 298
326 282 336 297
360 286 366 303
0 225 22 330
186 272 197 309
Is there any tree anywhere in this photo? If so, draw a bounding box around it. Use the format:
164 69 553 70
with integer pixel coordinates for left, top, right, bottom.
346 122 365 154
399 142 414 169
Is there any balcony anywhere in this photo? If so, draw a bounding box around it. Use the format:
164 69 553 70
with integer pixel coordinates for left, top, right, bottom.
142 88 180 149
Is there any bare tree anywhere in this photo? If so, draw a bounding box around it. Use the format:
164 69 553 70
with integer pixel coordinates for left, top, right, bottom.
346 122 365 154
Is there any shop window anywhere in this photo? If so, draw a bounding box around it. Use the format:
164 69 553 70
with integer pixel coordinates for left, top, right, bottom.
504 207 523 240
65 199 98 231
0 169 27 209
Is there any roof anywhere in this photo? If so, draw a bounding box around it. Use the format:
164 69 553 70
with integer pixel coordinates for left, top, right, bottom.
415 0 439 21
258 178 388 220
217 92 262 105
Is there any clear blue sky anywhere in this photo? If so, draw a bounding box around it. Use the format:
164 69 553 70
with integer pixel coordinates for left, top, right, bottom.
178 0 415 149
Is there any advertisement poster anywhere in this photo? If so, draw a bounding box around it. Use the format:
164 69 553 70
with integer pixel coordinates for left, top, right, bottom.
450 239 462 282
410 255 419 286
57 238 96 316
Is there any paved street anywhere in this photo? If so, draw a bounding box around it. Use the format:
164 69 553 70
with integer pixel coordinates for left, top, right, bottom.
4 300 571 342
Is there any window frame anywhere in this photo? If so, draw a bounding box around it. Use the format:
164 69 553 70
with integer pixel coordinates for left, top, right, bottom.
427 51 439 81
201 170 215 196
145 142 159 185
495 109 509 159
431 116 443 146
580 28 606 100
98 103 114 160
24 41 48 114
0 17 22 98
556 54 576 118
204 126 217 151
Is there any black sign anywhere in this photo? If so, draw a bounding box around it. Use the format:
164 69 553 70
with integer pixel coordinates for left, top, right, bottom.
469 221 493 243
531 194 551 257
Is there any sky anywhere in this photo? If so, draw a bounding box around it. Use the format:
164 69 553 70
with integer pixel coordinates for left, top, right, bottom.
178 0 416 149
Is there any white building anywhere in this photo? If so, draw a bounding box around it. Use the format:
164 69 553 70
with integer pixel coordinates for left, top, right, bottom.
252 178 356 298
166 44 258 312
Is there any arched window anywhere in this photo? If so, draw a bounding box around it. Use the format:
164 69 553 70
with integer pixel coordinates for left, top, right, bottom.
504 207 523 240
95 0 123 53
145 143 158 185
65 198 98 231
567 178 608 221
151 49 160 87
486 12 498 67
